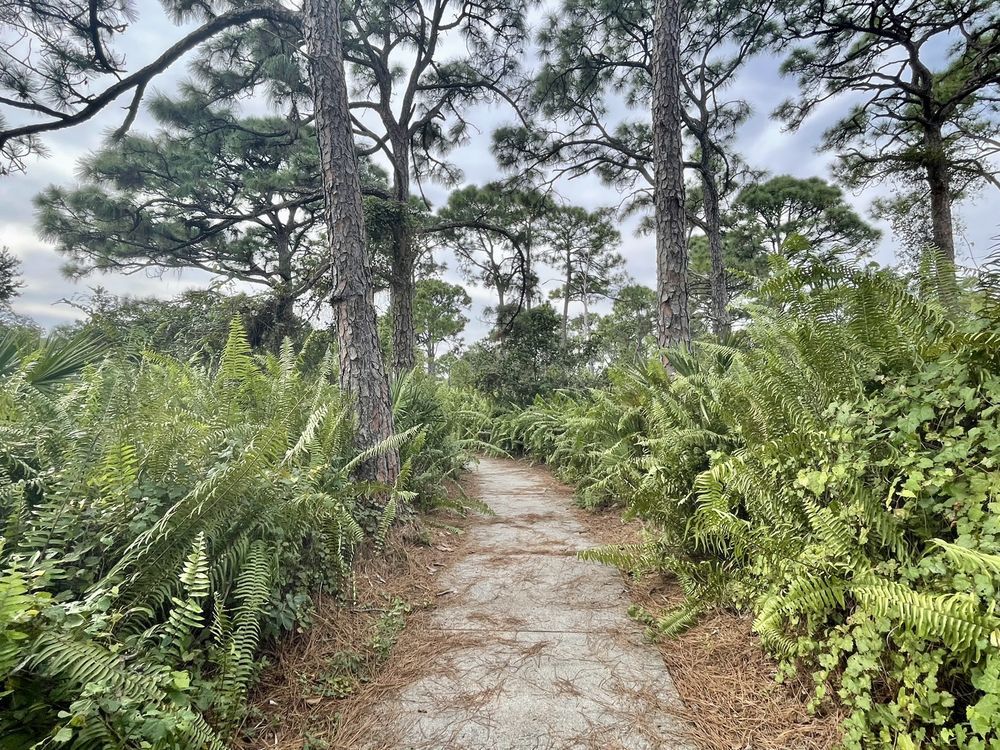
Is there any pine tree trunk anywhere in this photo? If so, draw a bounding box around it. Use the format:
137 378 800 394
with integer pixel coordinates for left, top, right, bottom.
699 144 730 338
561 246 571 350
269 230 296 350
389 134 417 372
390 245 416 372
924 125 958 307
524 246 533 312
270 292 297 349
495 287 506 339
426 341 436 377
303 0 399 485
652 0 690 353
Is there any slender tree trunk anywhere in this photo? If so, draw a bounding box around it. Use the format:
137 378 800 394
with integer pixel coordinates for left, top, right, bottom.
269 230 296 349
389 134 417 372
390 241 416 372
248 292 295 352
924 125 958 307
303 0 399 485
561 245 571 350
524 245 533 311
698 140 730 338
426 340 436 377
270 293 297 348
652 0 690 353
495 285 507 339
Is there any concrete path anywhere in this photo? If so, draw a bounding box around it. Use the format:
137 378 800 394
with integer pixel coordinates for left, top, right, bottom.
369 459 691 750
366 457 693 750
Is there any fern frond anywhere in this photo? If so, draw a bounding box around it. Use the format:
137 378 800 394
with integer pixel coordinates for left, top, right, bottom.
854 576 1000 652
930 539 1000 576
578 542 657 572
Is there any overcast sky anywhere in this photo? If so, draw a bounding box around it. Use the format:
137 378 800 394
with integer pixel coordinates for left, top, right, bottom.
2 1 997 342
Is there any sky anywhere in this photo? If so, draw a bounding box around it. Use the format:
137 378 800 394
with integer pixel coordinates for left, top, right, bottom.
1 1 998 342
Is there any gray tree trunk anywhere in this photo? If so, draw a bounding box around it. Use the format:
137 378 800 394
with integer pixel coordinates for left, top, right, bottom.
495 286 507 339
652 0 690 353
271 229 297 348
699 140 730 338
524 245 534 311
561 245 572 350
390 238 417 372
924 125 958 307
389 134 417 372
426 340 437 377
303 0 399 485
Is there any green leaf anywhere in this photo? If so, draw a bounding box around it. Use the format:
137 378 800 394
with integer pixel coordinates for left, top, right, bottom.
171 670 191 690
54 727 73 743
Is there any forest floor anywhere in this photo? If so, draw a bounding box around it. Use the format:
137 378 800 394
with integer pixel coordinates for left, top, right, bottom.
241 457 841 750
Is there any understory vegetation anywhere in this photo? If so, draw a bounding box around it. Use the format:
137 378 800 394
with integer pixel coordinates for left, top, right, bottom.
0 322 470 748
472 266 1000 749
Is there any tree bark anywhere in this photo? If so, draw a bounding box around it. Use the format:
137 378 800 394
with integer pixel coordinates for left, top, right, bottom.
652 0 690 353
270 230 297 349
303 0 399 485
389 134 417 372
561 244 572 350
924 125 958 307
426 340 437 377
495 284 507 339
389 242 417 372
524 244 534 311
269 293 298 350
699 140 730 338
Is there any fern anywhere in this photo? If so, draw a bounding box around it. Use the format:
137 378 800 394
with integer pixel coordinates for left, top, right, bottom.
651 601 703 638
578 542 658 573
0 321 471 746
853 576 1000 653
373 495 399 551
930 539 1000 577
159 533 211 657
213 540 273 726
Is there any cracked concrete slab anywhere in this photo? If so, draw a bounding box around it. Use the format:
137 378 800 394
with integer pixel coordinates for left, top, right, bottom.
365 457 694 750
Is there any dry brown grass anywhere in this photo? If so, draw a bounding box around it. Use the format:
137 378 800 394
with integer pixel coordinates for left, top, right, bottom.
626 576 844 750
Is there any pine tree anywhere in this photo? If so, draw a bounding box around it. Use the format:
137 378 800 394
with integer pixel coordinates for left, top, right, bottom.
341 0 529 371
542 206 624 348
33 93 361 346
652 0 690 351
777 0 1000 304
0 2 400 480
303 0 399 484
